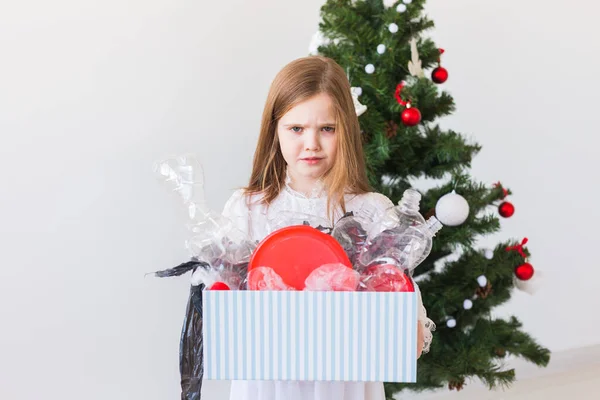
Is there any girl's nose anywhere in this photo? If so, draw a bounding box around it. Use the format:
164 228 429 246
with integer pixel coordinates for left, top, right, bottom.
304 130 320 151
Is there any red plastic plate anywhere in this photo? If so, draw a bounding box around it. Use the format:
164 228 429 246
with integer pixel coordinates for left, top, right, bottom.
248 225 352 290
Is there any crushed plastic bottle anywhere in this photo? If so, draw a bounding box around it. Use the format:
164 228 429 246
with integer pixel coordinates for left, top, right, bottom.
360 188 443 273
367 188 426 239
361 215 442 273
331 202 380 265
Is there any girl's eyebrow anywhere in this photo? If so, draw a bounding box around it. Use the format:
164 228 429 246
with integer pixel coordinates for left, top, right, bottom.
281 123 303 127
281 122 337 127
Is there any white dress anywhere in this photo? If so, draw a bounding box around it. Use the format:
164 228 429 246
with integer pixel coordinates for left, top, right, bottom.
221 182 434 400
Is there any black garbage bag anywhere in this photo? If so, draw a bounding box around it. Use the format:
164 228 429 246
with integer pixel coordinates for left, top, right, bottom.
179 284 204 400
154 259 248 399
153 260 205 399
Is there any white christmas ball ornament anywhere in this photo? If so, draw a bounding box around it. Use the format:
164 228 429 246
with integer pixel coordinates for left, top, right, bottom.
403 0 413 4
477 275 488 287
435 190 470 226
484 249 494 260
397 4 407 12
365 64 375 74
383 0 396 8
463 299 473 310
446 318 457 328
377 44 386 54
388 23 399 33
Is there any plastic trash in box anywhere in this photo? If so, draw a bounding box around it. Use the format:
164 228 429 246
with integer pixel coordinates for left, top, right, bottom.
151 154 444 392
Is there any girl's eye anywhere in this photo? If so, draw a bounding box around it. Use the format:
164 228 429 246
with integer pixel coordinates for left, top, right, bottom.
290 126 302 133
322 126 335 133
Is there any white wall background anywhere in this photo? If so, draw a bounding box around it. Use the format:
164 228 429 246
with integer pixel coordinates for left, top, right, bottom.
0 1 598 400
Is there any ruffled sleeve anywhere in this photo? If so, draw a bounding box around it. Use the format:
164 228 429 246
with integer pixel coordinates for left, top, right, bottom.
362 192 394 217
414 282 435 354
222 189 251 236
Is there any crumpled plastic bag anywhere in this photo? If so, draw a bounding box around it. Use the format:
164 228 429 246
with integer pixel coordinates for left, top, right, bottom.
246 264 360 292
247 266 295 290
304 263 360 291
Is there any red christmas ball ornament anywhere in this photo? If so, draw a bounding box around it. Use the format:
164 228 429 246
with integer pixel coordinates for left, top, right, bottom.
432 66 448 84
499 201 515 218
431 48 448 84
514 262 534 281
401 106 421 126
395 81 421 127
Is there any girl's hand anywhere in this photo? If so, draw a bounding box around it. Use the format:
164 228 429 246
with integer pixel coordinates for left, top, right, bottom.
416 321 425 359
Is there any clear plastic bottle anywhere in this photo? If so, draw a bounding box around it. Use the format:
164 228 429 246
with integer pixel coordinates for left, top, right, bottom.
360 215 442 273
397 216 443 272
414 216 443 268
360 187 443 272
367 188 426 239
361 188 424 267
331 202 379 266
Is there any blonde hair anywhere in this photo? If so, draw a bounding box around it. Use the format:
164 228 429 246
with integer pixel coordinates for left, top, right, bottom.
244 55 372 219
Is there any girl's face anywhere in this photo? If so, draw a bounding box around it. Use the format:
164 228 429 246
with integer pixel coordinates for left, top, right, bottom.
277 93 338 189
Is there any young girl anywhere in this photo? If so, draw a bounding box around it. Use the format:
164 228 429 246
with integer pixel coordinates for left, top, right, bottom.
222 55 434 400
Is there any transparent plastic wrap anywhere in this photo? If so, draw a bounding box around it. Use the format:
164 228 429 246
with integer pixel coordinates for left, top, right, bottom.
153 154 255 287
152 155 255 399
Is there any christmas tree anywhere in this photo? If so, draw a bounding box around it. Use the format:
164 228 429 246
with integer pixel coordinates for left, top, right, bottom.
309 0 550 397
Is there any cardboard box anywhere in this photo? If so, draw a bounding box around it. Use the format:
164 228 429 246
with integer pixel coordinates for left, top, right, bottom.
202 291 417 382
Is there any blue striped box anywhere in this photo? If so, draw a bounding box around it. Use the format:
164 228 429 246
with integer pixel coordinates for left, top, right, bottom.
202 291 418 382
